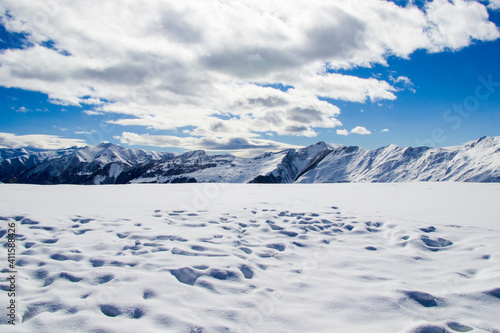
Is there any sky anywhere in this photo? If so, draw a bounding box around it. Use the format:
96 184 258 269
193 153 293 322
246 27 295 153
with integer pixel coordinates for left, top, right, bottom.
1 0 500 156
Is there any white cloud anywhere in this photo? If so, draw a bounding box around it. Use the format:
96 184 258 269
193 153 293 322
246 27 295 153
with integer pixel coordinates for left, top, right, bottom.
275 73 398 103
53 125 68 131
381 128 390 132
336 129 349 136
0 0 498 152
337 127 373 135
389 74 416 93
351 126 372 135
15 106 29 113
485 0 500 10
83 110 103 116
75 130 96 135
117 132 300 157
0 132 86 149
391 76 412 85
15 106 51 113
425 0 499 51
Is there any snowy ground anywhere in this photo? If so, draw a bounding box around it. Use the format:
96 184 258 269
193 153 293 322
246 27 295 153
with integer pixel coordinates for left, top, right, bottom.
1 183 499 333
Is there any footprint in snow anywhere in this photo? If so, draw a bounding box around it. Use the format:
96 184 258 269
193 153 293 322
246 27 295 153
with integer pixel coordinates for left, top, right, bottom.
420 235 453 251
446 321 473 332
21 218 39 225
100 304 121 317
404 291 439 307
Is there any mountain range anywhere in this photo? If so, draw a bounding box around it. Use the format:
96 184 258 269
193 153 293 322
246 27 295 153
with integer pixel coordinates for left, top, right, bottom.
1 136 499 184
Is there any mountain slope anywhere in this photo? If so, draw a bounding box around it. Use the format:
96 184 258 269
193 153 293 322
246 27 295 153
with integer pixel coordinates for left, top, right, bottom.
0 143 175 184
131 149 290 184
296 136 500 183
0 147 78 183
249 142 334 183
0 136 499 184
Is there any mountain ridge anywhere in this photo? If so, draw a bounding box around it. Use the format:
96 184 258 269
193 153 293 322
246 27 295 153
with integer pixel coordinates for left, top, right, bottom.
1 137 499 184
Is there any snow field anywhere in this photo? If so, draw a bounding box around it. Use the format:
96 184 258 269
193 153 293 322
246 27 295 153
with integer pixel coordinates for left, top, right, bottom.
0 183 499 332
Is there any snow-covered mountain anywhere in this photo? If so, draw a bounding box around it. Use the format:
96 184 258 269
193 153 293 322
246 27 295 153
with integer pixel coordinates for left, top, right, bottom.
296 136 500 183
0 143 175 184
0 147 77 183
1 136 499 184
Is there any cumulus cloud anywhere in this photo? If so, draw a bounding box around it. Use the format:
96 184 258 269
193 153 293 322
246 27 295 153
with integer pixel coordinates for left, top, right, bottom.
0 132 86 149
0 0 498 151
351 126 372 135
381 128 390 132
425 0 499 51
337 127 372 135
485 0 500 10
336 129 349 136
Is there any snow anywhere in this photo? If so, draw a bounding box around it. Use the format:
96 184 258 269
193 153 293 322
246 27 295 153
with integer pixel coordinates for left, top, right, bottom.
108 164 123 180
297 137 500 183
133 150 290 184
2 137 500 184
75 144 165 166
1 183 499 332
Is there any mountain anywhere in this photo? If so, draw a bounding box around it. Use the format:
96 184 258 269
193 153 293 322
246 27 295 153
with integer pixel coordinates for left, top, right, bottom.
296 136 500 183
1 137 499 184
0 143 175 184
0 147 77 183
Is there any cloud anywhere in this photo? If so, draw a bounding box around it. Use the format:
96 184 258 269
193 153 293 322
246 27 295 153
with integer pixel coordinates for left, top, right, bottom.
351 126 372 135
275 73 398 103
117 132 300 157
485 0 500 10
0 0 498 152
52 125 68 131
424 0 499 51
337 127 372 135
15 106 50 113
15 106 29 113
75 130 96 135
389 75 416 93
381 128 390 132
106 86 342 138
83 110 103 116
0 132 86 149
337 129 349 136
391 76 412 85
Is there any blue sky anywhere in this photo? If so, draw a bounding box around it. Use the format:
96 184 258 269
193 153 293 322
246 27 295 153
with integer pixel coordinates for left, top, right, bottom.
1 0 500 156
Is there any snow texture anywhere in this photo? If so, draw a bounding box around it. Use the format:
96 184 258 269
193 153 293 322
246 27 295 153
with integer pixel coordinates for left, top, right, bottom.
0 183 499 332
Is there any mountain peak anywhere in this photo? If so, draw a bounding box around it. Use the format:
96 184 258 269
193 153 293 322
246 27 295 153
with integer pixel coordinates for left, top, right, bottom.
96 142 124 150
298 141 333 154
315 141 328 147
180 150 207 159
465 136 499 149
312 141 335 150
